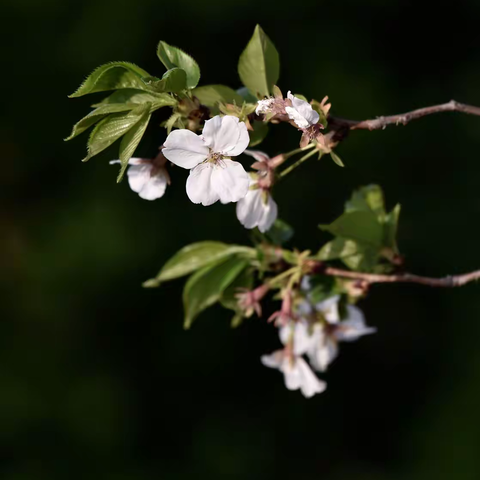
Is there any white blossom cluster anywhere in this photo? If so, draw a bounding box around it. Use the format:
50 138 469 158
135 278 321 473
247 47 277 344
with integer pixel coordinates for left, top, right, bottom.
113 93 318 233
261 280 377 398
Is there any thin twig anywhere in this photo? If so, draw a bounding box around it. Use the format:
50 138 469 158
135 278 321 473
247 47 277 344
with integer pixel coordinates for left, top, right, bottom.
323 266 480 287
328 100 480 131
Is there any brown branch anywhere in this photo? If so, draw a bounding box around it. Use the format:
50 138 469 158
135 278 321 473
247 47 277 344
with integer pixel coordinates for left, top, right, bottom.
323 266 480 288
328 100 480 132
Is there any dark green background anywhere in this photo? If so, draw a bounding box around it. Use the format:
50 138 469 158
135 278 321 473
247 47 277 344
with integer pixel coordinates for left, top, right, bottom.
2 0 480 478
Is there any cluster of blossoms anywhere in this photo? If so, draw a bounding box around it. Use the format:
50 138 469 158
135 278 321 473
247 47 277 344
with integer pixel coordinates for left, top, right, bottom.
260 278 376 398
114 91 329 233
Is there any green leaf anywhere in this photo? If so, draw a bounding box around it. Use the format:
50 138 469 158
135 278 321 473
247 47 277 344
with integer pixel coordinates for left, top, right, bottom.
82 103 149 162
317 237 361 261
65 103 135 141
248 121 269 147
319 211 384 247
142 68 187 93
183 256 249 329
265 219 294 245
93 89 177 109
192 85 244 110
69 62 152 97
341 245 379 272
164 112 183 134
236 86 259 103
116 103 151 182
346 185 386 217
238 25 280 98
143 242 254 287
157 41 200 89
330 151 345 167
384 203 401 251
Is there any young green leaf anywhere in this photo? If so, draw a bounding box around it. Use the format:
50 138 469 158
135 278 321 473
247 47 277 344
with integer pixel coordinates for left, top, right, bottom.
192 85 245 111
93 89 177 109
116 104 152 182
238 25 280 98
319 211 384 247
384 203 401 251
183 256 249 329
143 242 255 287
330 151 345 167
345 184 386 217
317 237 361 261
142 68 187 93
69 62 152 97
157 41 200 89
65 103 135 141
82 103 150 162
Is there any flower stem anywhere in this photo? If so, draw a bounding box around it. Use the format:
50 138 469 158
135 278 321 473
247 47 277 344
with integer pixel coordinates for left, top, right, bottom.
278 148 319 179
283 143 316 160
267 267 298 287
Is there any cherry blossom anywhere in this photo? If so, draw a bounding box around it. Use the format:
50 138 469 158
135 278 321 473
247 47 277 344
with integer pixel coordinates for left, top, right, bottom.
162 115 250 206
285 91 320 129
261 350 326 398
110 152 170 201
236 150 278 232
294 295 377 372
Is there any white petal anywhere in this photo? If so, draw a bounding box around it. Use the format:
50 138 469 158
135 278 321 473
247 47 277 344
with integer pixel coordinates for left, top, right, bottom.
261 350 284 369
279 321 315 356
283 360 303 391
110 157 146 166
257 193 278 233
255 99 274 115
335 305 377 341
163 129 209 169
185 163 219 206
236 188 264 228
285 106 310 129
210 159 249 204
202 115 249 156
295 357 327 398
137 170 168 201
243 150 270 163
315 295 341 324
126 164 153 193
308 330 338 372
287 91 319 127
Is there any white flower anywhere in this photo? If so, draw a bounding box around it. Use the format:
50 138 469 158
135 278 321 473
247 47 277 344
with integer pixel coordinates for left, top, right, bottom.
261 350 326 398
110 156 169 201
285 91 320 129
236 150 278 232
255 98 274 115
236 179 277 233
162 115 250 206
306 301 376 372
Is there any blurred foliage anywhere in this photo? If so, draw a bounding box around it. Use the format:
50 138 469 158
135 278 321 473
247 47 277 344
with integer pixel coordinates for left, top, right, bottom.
2 0 480 478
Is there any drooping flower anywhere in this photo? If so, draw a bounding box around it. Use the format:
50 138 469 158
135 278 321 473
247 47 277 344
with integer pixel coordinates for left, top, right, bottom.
110 151 170 201
285 91 320 129
261 349 326 398
162 115 250 206
236 150 278 232
294 296 377 372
